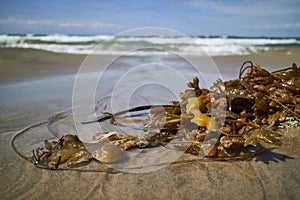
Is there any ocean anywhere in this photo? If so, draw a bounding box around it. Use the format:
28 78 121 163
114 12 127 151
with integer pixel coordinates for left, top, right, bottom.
0 33 299 56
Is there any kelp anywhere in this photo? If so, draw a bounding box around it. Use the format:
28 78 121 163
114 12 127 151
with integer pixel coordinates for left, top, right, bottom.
11 61 300 171
100 61 299 159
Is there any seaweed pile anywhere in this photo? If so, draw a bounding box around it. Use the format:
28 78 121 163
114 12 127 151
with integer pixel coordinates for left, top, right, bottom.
13 61 300 170
100 61 300 160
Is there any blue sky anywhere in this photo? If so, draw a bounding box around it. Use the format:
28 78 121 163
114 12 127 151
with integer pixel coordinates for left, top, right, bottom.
0 0 299 37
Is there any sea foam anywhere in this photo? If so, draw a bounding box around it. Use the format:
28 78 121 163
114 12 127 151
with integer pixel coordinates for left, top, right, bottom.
0 34 299 56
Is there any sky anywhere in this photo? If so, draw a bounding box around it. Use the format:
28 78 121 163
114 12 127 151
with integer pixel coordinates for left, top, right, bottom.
0 0 299 37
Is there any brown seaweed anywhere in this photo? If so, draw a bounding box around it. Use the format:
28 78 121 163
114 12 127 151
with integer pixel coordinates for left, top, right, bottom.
12 61 300 170
101 61 299 161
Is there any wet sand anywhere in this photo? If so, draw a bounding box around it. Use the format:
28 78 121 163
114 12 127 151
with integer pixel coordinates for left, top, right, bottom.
0 47 300 199
1 47 300 85
0 48 118 85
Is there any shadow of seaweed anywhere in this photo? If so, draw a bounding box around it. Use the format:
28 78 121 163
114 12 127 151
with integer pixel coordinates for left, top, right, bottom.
254 149 294 164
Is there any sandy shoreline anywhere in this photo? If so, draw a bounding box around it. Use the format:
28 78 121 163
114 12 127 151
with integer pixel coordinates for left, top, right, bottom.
0 48 119 85
0 47 300 199
1 47 300 85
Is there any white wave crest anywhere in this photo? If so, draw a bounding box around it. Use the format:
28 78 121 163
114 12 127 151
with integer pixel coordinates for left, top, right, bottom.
0 34 298 56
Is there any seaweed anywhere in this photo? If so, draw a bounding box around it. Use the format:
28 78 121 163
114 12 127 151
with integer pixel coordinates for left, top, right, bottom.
11 61 300 171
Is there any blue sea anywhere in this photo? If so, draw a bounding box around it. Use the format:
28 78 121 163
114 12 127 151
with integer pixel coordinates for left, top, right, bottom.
1 33 299 56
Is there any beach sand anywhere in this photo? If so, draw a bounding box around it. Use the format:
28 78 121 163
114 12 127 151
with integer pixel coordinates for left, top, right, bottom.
0 47 299 199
